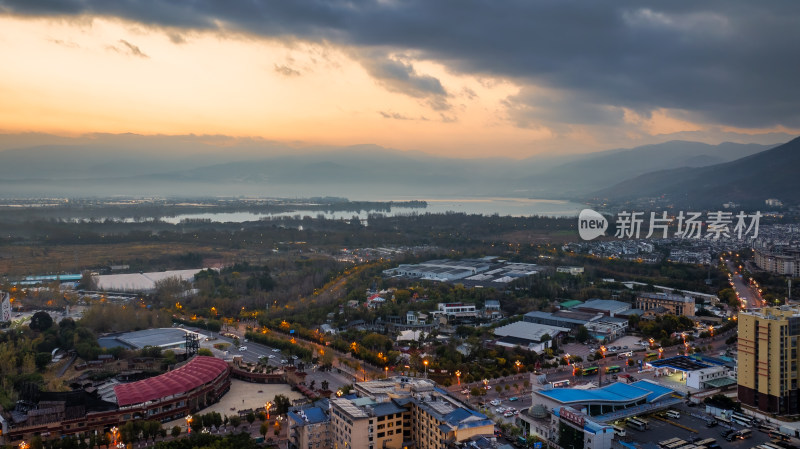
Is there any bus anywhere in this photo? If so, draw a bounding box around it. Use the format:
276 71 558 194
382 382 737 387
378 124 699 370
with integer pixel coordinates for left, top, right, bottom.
732 415 752 427
658 438 682 448
612 425 627 437
695 438 718 449
582 366 599 376
551 379 570 388
626 418 649 431
715 416 731 426
606 365 622 374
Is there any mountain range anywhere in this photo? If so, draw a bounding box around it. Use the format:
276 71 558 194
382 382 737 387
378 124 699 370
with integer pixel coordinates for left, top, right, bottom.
594 136 800 208
0 133 791 206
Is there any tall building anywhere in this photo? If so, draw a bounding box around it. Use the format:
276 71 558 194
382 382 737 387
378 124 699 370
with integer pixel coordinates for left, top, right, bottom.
738 306 800 414
635 292 695 317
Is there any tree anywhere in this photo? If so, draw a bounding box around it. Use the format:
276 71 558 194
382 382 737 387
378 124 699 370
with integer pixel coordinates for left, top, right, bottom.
575 326 590 343
171 426 181 438
246 412 256 428
273 394 291 415
78 271 97 291
29 311 54 332
260 423 269 439
229 415 242 430
198 348 214 356
35 352 52 371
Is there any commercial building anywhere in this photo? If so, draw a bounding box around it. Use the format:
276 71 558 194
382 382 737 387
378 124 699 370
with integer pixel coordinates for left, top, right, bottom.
293 377 494 449
520 381 678 449
574 299 631 317
523 310 628 342
492 321 569 352
738 306 800 414
635 292 695 317
382 259 493 281
98 327 201 351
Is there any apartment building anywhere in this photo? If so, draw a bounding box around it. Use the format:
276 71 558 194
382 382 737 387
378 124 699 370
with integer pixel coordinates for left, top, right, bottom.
738 305 800 414
307 377 494 449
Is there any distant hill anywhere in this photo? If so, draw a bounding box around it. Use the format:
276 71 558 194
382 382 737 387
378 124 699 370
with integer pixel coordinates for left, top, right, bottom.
0 133 781 199
593 136 800 207
515 140 773 197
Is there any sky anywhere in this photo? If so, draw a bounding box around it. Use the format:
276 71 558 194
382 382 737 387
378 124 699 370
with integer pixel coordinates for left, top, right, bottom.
0 1 798 159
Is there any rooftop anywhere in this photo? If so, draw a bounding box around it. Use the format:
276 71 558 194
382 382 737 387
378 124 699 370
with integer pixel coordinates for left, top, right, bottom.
648 355 712 372
578 299 632 313
113 327 197 349
537 380 674 405
637 292 694 303
493 321 570 342
113 356 228 407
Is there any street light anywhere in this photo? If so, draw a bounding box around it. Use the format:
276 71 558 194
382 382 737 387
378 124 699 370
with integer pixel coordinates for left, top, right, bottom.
19 442 28 449
110 426 119 445
423 359 429 378
385 366 389 378
514 360 522 373
185 414 193 433
455 370 461 385
266 401 273 420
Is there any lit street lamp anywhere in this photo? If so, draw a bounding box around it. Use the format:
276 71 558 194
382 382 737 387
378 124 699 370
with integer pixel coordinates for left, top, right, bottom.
423 359 429 378
266 401 273 420
185 414 193 433
514 360 522 373
455 370 461 385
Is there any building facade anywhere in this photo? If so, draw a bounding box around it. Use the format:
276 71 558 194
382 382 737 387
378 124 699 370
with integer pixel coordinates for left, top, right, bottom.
754 248 800 277
302 377 493 449
738 306 800 414
636 292 695 317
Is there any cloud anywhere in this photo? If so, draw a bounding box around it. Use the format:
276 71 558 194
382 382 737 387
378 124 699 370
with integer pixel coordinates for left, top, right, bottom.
2 0 800 129
274 64 301 77
358 52 450 110
48 38 80 48
108 39 148 58
379 111 412 120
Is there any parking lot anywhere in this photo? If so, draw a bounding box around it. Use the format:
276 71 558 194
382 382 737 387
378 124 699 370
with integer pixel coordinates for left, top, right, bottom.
618 403 777 449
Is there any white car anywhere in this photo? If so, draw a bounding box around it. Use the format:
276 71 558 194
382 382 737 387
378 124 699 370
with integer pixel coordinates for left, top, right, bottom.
490 400 500 406
272 348 281 352
268 355 275 359
239 346 247 351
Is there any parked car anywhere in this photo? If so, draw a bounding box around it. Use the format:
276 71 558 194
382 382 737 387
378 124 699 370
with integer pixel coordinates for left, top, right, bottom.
238 346 247 351
509 397 519 402
272 348 281 352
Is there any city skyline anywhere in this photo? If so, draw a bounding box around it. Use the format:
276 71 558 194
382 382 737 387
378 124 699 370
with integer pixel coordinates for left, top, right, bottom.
1 1 798 158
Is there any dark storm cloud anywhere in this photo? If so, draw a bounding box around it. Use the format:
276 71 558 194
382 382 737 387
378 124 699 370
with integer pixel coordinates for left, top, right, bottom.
3 0 799 128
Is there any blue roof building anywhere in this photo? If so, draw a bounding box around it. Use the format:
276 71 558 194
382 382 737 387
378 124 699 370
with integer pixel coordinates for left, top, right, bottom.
536 380 677 418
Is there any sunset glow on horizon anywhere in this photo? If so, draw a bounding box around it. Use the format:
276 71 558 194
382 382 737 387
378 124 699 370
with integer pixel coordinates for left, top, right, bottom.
1 2 798 158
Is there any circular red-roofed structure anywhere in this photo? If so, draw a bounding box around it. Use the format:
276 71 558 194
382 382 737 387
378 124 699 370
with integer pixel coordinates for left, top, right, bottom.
114 356 230 407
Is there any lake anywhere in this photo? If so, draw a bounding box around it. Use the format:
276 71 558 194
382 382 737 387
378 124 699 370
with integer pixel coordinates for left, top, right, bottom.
158 197 584 224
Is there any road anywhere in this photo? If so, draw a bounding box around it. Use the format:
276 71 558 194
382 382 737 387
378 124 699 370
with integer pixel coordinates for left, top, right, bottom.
725 259 764 308
185 326 352 392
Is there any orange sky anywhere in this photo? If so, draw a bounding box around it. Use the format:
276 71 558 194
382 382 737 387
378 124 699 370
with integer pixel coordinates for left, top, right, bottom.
0 15 793 158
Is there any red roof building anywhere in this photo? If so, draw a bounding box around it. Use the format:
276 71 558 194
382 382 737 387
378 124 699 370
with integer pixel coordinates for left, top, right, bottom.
114 356 229 407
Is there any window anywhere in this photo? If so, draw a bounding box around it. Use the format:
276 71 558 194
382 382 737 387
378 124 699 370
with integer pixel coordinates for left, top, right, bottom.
378 432 385 438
